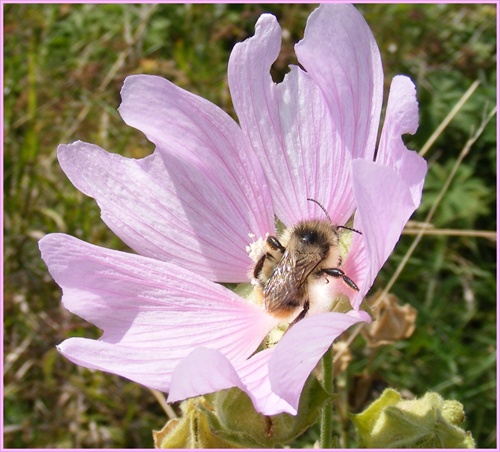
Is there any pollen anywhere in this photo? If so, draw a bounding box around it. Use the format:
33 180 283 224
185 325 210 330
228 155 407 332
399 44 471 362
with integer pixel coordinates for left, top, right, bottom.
245 233 269 263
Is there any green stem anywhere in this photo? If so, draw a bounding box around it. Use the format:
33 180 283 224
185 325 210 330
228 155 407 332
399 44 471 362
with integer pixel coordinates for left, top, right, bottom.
320 346 334 448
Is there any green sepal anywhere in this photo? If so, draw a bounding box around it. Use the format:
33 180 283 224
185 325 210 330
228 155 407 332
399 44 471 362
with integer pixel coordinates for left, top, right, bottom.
153 398 242 448
203 374 331 448
351 388 475 448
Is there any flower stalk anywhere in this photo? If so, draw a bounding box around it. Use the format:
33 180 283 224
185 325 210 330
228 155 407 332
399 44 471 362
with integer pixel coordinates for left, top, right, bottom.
320 346 334 448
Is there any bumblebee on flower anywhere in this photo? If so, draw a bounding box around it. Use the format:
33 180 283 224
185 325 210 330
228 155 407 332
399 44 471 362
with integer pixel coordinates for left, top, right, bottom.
250 198 361 325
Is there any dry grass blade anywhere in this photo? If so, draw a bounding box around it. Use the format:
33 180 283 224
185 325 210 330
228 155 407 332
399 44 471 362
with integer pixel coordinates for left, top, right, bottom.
404 228 496 241
149 388 178 420
419 80 480 157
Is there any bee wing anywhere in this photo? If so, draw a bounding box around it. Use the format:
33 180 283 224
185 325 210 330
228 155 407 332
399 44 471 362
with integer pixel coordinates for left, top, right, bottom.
263 250 320 314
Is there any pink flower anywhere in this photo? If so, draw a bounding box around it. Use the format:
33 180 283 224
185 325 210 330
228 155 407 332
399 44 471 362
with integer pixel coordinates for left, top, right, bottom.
39 4 426 416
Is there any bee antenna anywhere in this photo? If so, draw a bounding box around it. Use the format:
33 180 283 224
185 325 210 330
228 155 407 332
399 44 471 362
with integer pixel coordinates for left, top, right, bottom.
307 198 362 235
307 198 332 223
338 225 362 235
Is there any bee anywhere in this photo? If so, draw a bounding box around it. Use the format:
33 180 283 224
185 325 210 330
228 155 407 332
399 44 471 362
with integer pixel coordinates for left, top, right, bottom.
253 199 360 326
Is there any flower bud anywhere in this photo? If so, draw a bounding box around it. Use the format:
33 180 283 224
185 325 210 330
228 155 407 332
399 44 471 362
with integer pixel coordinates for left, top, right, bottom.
207 375 330 447
351 388 475 448
153 398 241 448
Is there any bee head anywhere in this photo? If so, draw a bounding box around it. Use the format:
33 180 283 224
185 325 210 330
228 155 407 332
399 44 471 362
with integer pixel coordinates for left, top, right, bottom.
291 221 333 258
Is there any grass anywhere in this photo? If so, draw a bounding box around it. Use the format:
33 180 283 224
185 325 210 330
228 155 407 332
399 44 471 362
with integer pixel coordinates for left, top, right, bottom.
4 3 496 448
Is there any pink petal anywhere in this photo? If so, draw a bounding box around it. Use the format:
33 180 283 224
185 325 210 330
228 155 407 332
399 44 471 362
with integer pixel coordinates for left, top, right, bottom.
57 141 267 283
227 14 293 225
376 75 427 206
39 233 277 392
168 347 245 403
295 4 384 161
169 347 296 416
58 338 174 391
337 217 368 311
228 14 355 226
236 348 297 415
268 310 371 409
345 160 417 308
119 74 274 242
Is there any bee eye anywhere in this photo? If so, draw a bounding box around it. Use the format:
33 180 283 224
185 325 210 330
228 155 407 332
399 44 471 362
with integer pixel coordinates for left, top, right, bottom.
301 231 318 244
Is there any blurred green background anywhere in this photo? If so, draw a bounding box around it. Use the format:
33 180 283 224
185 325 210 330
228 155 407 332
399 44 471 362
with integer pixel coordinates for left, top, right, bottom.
4 3 496 448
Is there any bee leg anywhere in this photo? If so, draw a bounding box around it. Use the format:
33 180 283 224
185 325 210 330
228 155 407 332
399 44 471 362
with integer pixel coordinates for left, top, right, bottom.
288 300 310 328
266 235 285 252
320 268 360 292
253 254 266 279
253 236 285 280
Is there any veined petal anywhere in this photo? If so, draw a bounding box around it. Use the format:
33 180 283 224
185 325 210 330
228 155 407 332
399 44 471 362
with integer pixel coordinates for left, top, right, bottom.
295 4 384 160
119 74 275 244
237 348 297 416
346 160 417 308
338 217 368 311
168 347 246 403
169 347 296 416
229 15 354 226
57 141 264 283
228 14 290 223
39 233 277 392
268 310 371 409
58 338 173 391
228 14 281 169
376 75 427 206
